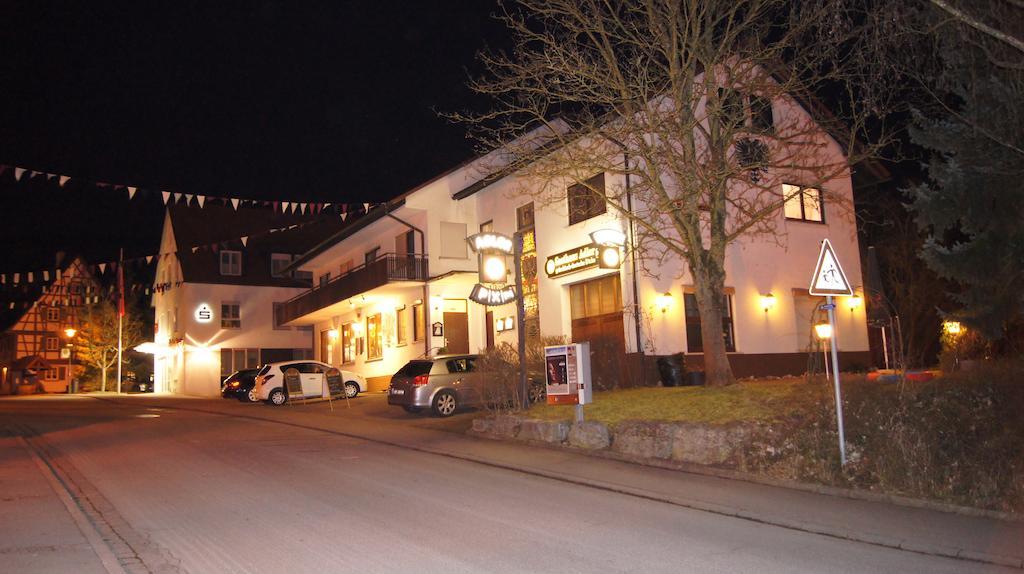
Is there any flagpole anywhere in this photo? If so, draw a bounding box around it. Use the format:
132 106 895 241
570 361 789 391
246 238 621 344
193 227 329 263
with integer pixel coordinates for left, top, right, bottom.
117 248 124 394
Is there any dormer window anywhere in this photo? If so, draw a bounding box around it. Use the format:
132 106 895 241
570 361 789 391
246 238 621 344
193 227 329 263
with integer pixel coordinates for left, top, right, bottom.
220 251 242 276
270 253 293 278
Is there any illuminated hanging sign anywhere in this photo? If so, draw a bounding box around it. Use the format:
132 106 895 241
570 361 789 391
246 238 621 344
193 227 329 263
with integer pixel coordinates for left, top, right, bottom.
469 284 517 306
194 303 214 323
467 232 514 254
544 244 600 278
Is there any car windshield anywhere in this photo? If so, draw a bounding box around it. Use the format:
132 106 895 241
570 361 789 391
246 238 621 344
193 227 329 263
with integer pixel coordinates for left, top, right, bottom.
256 364 272 376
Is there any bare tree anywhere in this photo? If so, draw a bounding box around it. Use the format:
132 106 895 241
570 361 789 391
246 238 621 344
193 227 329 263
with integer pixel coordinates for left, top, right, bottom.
76 301 145 392
453 0 896 385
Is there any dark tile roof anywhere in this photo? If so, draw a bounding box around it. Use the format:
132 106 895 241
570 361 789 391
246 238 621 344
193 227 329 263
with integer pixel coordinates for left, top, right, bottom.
168 204 348 287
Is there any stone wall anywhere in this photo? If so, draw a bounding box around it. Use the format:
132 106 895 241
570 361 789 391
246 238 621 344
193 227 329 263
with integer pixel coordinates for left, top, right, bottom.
471 415 760 468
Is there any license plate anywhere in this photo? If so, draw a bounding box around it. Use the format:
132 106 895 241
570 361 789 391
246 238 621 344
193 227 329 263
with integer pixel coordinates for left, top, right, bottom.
390 388 404 395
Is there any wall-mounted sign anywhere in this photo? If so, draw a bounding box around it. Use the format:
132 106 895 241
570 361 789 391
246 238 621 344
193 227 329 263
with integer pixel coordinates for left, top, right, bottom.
469 284 516 306
431 321 444 337
544 244 600 278
194 303 214 323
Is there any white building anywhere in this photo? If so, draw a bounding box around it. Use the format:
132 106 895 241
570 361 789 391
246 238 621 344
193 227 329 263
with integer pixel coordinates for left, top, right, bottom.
277 89 875 390
149 205 345 397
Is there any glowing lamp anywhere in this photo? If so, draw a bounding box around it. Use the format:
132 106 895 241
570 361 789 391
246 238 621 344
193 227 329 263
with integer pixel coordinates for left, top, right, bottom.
480 253 508 283
846 295 862 311
64 327 77 339
760 293 776 312
598 246 621 269
943 321 962 335
589 228 626 247
814 322 833 340
655 292 674 314
327 329 339 340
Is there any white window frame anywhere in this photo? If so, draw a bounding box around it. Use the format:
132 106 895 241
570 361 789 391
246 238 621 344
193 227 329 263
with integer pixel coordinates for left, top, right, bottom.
783 183 825 223
221 302 241 329
46 307 60 322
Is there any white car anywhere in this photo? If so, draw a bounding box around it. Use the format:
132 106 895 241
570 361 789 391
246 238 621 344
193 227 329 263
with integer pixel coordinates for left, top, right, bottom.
254 360 367 406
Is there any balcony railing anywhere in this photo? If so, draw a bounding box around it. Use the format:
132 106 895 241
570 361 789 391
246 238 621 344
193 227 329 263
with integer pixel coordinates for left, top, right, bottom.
276 253 428 326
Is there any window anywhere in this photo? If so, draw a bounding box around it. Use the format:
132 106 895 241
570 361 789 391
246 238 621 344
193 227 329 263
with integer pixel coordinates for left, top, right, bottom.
479 220 493 233
366 313 382 360
342 323 356 364
395 230 415 255
220 251 242 276
517 203 535 230
412 303 425 341
440 221 468 259
340 259 354 275
319 273 331 288
294 269 313 283
446 357 476 374
45 368 60 381
270 253 293 277
567 173 606 225
396 306 408 346
219 348 259 378
365 247 380 266
46 307 60 322
750 95 774 133
221 303 241 329
683 292 736 353
45 337 59 351
569 275 622 320
783 184 824 223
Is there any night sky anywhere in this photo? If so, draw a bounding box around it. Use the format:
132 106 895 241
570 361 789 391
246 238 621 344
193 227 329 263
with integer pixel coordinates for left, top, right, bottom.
0 1 506 274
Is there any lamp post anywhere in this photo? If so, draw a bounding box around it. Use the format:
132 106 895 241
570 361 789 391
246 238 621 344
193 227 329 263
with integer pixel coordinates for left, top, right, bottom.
814 322 832 381
64 327 77 394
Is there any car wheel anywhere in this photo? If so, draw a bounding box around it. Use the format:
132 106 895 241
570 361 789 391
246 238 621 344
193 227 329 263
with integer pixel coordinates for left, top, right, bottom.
432 390 458 417
402 405 422 414
529 383 546 404
344 382 359 399
267 388 287 406
246 389 259 403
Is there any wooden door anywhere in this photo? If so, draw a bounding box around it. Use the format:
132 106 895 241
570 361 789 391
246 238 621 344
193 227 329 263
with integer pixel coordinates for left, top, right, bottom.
444 312 470 354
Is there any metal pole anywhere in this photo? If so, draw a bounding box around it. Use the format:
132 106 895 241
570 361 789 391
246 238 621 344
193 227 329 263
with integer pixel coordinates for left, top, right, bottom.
68 345 73 394
513 232 529 410
822 343 829 382
880 325 890 370
116 248 124 394
826 296 847 465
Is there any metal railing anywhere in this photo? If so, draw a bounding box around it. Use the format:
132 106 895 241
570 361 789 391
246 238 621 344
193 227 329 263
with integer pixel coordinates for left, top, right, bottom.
275 253 428 326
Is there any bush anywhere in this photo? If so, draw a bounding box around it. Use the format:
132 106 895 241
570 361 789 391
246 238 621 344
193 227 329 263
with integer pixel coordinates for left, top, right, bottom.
477 335 567 414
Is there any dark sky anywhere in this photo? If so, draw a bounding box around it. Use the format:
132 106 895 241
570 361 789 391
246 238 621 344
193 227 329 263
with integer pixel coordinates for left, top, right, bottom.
0 1 506 274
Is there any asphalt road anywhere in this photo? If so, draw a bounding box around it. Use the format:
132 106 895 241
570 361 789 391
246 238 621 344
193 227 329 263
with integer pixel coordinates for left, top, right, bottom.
0 395 1015 574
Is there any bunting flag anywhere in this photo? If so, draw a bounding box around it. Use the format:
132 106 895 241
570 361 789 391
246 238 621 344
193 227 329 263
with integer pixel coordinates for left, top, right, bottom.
240 236 248 247
128 186 137 199
197 195 205 208
14 167 25 181
146 255 153 264
231 198 240 210
59 175 70 187
99 263 107 273
162 191 171 205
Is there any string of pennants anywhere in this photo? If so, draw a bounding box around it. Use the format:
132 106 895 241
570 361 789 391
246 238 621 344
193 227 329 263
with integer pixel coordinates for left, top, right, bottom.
0 217 332 309
0 163 378 217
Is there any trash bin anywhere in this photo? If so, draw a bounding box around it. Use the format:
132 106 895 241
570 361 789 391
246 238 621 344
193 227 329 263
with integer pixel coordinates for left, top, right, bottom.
657 353 686 387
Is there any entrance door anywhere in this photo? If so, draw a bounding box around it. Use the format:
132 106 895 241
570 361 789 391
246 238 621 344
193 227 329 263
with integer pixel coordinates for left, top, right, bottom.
569 274 626 390
443 299 470 354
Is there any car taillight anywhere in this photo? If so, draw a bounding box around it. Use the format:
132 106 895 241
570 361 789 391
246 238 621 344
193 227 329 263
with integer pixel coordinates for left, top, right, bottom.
412 374 429 386
229 381 240 387
260 374 275 386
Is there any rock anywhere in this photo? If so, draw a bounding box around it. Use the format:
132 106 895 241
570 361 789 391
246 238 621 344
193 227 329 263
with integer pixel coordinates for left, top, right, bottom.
492 414 523 438
569 421 610 450
611 421 673 459
518 420 570 444
669 422 752 466
471 417 494 434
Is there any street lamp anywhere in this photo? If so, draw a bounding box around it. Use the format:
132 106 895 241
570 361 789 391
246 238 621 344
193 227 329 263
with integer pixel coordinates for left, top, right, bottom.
64 328 77 394
814 322 832 381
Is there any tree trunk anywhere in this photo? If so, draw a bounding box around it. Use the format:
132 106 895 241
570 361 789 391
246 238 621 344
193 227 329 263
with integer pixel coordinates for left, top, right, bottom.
692 270 735 387
101 350 108 392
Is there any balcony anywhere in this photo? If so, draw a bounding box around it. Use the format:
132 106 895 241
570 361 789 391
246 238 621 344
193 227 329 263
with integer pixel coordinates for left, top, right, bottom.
275 253 428 326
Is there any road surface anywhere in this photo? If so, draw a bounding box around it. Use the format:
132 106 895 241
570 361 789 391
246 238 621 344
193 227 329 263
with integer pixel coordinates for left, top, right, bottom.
0 394 1016 573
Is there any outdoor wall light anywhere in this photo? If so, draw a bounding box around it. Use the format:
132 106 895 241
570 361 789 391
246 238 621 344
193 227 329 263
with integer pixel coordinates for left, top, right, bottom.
846 294 862 311
327 329 339 340
64 327 77 338
943 320 962 335
589 228 626 247
656 291 674 314
760 293 776 313
814 322 833 340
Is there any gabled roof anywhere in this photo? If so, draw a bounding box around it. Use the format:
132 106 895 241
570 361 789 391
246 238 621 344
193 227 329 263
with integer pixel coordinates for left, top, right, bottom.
167 204 349 287
0 256 95 332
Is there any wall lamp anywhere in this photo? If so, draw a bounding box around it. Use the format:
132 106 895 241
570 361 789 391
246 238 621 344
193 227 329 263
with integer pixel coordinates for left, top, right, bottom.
943 320 962 335
655 291 674 314
760 293 776 313
814 322 833 340
846 294 862 312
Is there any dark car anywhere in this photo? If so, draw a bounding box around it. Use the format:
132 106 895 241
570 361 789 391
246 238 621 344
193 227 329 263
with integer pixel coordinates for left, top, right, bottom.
125 373 154 393
221 369 260 402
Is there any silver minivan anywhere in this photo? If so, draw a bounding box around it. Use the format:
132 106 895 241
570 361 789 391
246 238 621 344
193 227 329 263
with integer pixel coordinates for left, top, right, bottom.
387 355 545 417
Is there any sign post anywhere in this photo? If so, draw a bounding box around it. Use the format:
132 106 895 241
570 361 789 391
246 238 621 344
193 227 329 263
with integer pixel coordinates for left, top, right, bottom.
809 239 854 466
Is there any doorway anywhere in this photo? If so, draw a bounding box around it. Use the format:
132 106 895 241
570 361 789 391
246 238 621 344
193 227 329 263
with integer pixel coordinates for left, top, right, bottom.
569 274 625 390
443 299 470 354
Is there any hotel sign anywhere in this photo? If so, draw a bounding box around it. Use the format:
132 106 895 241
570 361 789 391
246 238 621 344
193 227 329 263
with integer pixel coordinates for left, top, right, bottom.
544 244 599 278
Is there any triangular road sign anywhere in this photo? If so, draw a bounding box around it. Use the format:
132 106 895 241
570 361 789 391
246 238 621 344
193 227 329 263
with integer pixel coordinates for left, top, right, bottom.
809 238 853 296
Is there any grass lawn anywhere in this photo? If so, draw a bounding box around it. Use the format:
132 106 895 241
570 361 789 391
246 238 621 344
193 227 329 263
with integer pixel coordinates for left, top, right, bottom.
522 376 855 427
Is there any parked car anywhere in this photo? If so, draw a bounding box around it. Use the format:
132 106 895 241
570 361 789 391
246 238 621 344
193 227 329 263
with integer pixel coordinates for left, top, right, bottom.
221 368 260 402
125 372 154 393
387 355 545 417
254 361 367 406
